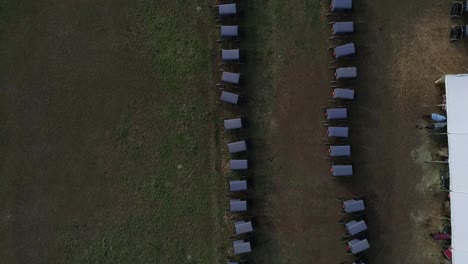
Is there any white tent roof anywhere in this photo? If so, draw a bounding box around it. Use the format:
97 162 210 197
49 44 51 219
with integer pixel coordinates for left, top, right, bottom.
448 134 468 193
453 250 468 263
445 74 468 263
446 75 468 134
451 193 468 251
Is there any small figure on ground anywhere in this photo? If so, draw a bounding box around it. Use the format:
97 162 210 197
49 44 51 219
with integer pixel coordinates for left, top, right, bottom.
430 232 451 241
416 122 447 130
423 113 447 122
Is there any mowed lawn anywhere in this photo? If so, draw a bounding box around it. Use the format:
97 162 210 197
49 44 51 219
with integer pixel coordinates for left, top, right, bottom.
0 0 227 263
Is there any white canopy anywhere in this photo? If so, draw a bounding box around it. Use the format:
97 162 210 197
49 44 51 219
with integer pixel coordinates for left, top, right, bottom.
445 74 468 262
448 134 468 193
453 250 468 263
451 193 468 251
446 75 468 134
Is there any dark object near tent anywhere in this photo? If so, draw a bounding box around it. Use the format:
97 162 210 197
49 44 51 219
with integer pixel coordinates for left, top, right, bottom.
221 91 239 105
335 67 357 80
451 1 468 18
347 238 370 254
450 25 468 41
220 25 239 38
218 4 237 17
228 140 247 154
430 232 451 241
221 71 241 85
222 49 240 61
230 159 248 170
325 108 348 120
328 126 349 138
330 0 352 12
233 240 251 254
229 199 247 212
333 88 355 100
224 118 242 130
329 145 351 157
333 43 356 59
443 247 452 260
331 164 353 177
229 180 248 192
331 21 354 35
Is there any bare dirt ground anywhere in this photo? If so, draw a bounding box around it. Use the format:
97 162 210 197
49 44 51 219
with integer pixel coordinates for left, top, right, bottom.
248 0 468 263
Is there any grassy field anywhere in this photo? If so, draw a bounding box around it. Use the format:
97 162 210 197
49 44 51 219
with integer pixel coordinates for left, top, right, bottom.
0 0 228 263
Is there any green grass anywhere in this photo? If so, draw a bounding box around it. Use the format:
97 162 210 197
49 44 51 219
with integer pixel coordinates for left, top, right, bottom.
62 1 228 263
